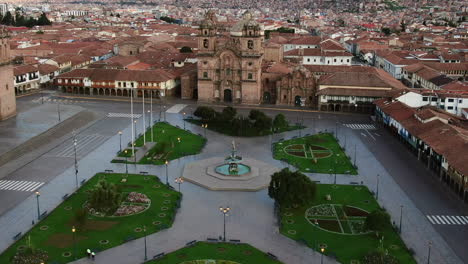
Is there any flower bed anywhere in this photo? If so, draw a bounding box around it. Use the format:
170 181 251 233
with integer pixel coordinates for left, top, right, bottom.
306 204 334 217
127 192 150 203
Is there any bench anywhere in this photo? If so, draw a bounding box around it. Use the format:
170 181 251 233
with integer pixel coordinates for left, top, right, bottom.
80 178 86 185
313 180 321 183
350 181 359 185
185 240 197 247
13 232 22 241
153 253 165 259
305 133 310 136
229 239 241 243
104 170 113 173
140 171 148 175
292 136 297 138
176 125 180 128
62 194 69 200
267 253 278 260
206 238 218 242
124 236 135 242
198 133 203 137
40 211 48 219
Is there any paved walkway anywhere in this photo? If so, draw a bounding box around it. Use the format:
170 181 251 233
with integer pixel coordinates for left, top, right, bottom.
0 111 461 264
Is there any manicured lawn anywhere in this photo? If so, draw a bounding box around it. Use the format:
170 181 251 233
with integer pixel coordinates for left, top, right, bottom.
280 184 415 264
133 122 206 165
117 149 133 158
147 242 283 264
0 173 181 264
187 119 303 137
273 133 357 175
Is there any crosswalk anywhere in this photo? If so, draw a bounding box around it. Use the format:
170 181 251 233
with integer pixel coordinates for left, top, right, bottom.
427 215 468 225
0 180 44 192
47 134 110 158
166 104 187 114
32 97 89 104
107 113 142 118
344 124 376 130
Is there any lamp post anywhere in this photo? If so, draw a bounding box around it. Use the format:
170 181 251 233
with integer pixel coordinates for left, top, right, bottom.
353 143 357 167
134 120 138 140
131 89 135 158
124 150 128 176
182 112 186 130
376 174 380 200
165 160 169 185
147 110 151 140
35 191 41 220
175 177 183 192
320 245 325 264
427 241 432 264
118 131 123 153
150 91 154 142
219 206 230 242
142 90 146 145
163 105 166 122
334 156 337 184
143 225 148 261
177 137 181 154
72 226 77 260
73 136 78 189
329 169 332 184
57 103 61 122
202 123 208 138
399 205 403 234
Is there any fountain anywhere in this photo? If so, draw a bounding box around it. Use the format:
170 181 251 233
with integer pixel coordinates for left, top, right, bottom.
215 141 251 176
182 140 279 191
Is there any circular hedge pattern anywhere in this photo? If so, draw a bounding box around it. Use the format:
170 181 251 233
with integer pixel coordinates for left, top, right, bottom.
62 252 72 257
288 230 297 235
99 239 109 245
152 221 161 226
134 228 142 233
64 206 72 211
159 213 166 218
153 185 161 188
161 207 168 211
39 225 49 231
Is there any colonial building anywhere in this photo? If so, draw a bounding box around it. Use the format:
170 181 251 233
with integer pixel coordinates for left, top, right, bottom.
197 11 264 104
14 65 40 95
0 27 16 120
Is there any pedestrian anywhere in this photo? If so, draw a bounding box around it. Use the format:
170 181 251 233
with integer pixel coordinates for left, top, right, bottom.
86 249 91 258
91 252 95 261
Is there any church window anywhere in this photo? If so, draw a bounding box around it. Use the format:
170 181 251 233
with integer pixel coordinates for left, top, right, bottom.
248 62 252 66
204 30 208 35
5 84 8 90
248 73 253 79
203 61 207 65
203 39 209 48
203 72 208 78
249 31 252 36
226 68 231 75
247 40 254 49
334 59 336 62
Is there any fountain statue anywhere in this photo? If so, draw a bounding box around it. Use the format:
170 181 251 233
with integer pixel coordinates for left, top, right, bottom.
214 140 250 176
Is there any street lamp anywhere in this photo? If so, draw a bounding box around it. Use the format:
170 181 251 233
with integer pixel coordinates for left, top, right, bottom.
73 136 78 189
72 226 77 260
353 143 357 167
376 174 380 200
134 120 138 139
165 160 169 185
182 112 186 130
334 155 338 184
143 225 148 261
177 137 181 154
399 205 404 234
57 103 61 122
147 110 151 140
118 131 123 152
142 90 146 145
175 177 184 192
35 191 41 220
124 150 128 176
219 206 230 242
320 245 325 264
328 169 332 184
163 105 166 121
202 123 208 138
427 241 432 264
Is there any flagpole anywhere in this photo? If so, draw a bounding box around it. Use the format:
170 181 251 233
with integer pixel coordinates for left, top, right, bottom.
150 90 153 142
131 88 135 157
143 89 146 145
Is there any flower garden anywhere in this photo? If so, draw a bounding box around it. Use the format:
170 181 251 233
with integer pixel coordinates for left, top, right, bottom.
147 242 283 264
273 133 357 175
279 184 415 264
0 173 181 264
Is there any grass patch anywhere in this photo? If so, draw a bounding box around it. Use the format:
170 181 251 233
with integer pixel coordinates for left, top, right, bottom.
273 133 357 174
147 242 283 264
132 122 206 165
0 173 181 264
117 149 133 158
187 119 303 137
279 184 415 264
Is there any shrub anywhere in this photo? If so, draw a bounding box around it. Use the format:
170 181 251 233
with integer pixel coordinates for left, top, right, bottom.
273 114 289 131
193 106 216 121
268 168 316 207
364 209 391 232
362 250 399 264
88 179 122 215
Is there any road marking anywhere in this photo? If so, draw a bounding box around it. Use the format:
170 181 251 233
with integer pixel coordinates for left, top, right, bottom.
427 215 468 225
107 113 142 118
365 129 376 141
166 104 187 114
360 132 367 137
0 180 44 192
344 124 376 130
47 134 110 158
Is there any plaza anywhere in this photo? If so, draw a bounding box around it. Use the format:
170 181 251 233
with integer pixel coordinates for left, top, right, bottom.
0 92 464 264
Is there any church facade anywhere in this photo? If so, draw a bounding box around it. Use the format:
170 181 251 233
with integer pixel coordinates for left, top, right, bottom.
0 27 16 121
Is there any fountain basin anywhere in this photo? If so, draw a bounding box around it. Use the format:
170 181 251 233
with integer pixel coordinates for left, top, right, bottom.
215 164 251 176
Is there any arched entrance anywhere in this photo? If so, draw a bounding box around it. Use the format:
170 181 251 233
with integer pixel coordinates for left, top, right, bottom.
224 89 232 102
193 89 198 99
263 92 271 104
295 96 301 106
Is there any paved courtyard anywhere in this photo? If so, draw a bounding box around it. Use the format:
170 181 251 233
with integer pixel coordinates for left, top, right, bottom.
0 94 464 264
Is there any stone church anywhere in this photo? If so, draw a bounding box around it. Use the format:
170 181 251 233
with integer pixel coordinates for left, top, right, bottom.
195 10 316 106
0 26 16 121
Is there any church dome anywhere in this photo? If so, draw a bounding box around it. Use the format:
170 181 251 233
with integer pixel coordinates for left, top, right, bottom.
200 10 217 29
230 11 262 37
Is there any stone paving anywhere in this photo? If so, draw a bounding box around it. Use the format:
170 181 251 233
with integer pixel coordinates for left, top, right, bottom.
0 110 462 264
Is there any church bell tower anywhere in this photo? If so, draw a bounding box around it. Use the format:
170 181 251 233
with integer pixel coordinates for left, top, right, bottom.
0 26 16 121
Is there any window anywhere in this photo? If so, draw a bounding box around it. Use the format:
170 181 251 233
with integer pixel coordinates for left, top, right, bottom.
347 59 350 62
204 30 208 35
334 59 336 62
203 72 208 78
248 62 252 66
341 59 343 63
314 59 316 62
422 97 428 102
431 97 437 102
203 39 209 48
226 68 231 75
248 73 253 79
203 61 207 65
247 40 254 49
448 98 454 103
459 99 463 103
5 84 8 90
447 106 453 110
307 58 310 62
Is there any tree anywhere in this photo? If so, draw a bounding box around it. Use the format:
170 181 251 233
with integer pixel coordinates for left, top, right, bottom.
364 209 391 232
193 106 216 121
88 179 122 215
1 11 14 26
362 250 399 264
381 27 391 36
221 106 237 122
116 13 121 18
180 46 193 53
273 114 288 132
37 12 52 26
248 109 263 121
268 168 317 207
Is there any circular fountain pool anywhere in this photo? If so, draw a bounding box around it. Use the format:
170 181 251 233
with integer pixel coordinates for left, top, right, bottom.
215 164 251 176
